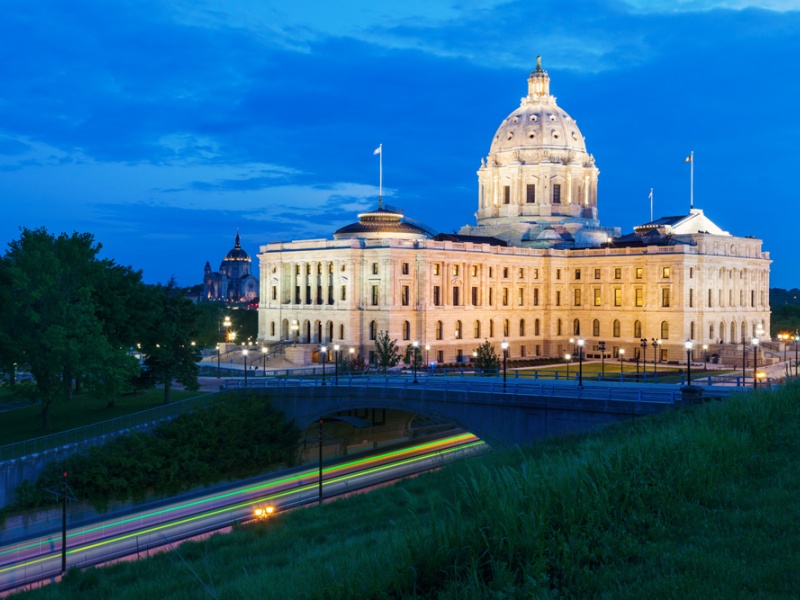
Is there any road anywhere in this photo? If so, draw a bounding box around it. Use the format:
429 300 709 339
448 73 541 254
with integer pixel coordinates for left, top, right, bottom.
0 432 485 593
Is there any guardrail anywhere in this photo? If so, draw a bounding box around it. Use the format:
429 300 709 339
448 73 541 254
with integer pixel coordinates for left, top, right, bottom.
0 392 219 463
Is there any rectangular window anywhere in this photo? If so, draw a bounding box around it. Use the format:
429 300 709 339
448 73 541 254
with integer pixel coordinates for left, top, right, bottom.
635 288 643 307
636 267 643 280
662 288 670 307
614 288 622 307
372 263 379 275
453 287 460 306
502 288 509 306
271 286 277 301
555 290 561 306
533 268 539 279
662 266 670 278
401 285 409 306
471 265 478 276
709 289 713 307
371 285 379 305
518 268 524 279
503 267 509 278
489 267 494 278
690 267 694 279
594 268 601 280
574 288 581 306
614 268 622 280
452 264 459 276
526 184 536 203
489 288 494 306
433 286 441 306
552 183 561 204
574 269 581 280
533 288 539 306
341 285 347 301
503 185 510 204
472 286 479 306
402 262 409 275
433 264 440 275
751 290 755 307
436 350 444 363
556 269 561 280
520 345 526 357
518 288 525 306
594 288 601 306
689 288 694 307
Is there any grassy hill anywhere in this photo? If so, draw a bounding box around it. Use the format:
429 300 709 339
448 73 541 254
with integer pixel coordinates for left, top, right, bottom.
12 383 800 599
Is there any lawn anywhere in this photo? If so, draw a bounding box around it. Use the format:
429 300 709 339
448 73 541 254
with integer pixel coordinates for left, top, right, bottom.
0 388 206 446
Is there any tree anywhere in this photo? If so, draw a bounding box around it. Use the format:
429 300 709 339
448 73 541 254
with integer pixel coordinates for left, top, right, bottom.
140 284 202 404
0 228 141 429
374 330 401 373
474 340 500 375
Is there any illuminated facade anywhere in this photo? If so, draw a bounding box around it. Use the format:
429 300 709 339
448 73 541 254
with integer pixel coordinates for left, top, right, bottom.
257 59 770 365
203 231 258 302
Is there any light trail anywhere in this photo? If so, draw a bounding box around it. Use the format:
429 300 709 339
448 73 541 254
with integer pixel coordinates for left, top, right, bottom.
0 433 485 590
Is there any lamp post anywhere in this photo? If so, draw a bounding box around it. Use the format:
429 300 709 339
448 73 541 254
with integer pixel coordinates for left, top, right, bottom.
320 345 327 386
262 346 268 375
569 337 575 356
783 333 788 364
685 339 693 385
425 344 430 372
619 348 625 378
577 338 585 387
565 353 571 380
639 338 647 377
795 331 799 378
598 340 606 378
501 340 509 391
242 348 248 387
651 338 659 376
413 341 419 383
333 344 340 385
752 336 759 389
703 343 708 370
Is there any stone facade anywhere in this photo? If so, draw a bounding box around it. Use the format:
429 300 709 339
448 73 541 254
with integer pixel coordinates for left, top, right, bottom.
203 231 259 302
257 58 770 365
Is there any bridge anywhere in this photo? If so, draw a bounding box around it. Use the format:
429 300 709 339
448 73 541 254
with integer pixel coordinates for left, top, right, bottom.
225 378 743 448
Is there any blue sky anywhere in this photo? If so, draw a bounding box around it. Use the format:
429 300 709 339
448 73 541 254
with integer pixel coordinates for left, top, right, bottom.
1 0 799 288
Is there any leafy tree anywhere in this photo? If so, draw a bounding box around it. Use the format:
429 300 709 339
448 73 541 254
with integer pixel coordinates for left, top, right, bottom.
474 340 500 375
403 343 423 367
374 330 401 373
0 228 141 429
140 285 202 404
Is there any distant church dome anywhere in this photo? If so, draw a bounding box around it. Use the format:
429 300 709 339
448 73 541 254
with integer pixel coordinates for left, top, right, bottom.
225 231 250 262
334 204 430 240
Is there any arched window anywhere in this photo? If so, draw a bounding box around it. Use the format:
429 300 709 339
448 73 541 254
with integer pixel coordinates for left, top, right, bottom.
503 319 510 337
474 320 481 338
369 321 377 340
573 319 580 336
455 320 463 339
328 321 334 341
741 321 746 341
730 322 736 342
534 318 540 336
435 320 443 340
613 319 621 338
519 319 525 336
634 320 642 338
719 321 725 343
592 319 600 337
661 321 669 340
403 321 411 340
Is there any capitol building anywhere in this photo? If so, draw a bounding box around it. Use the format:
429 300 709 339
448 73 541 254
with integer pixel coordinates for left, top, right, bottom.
257 58 770 366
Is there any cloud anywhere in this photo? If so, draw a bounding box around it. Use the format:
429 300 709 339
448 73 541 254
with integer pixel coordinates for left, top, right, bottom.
619 0 800 14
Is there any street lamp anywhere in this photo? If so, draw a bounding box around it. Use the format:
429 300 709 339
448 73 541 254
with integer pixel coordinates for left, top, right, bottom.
501 340 509 391
333 344 340 385
795 331 799 378
262 346 268 375
751 336 759 389
412 341 419 383
425 344 430 371
577 338 585 387
639 338 647 376
619 348 625 378
685 339 693 385
242 348 248 388
598 341 606 378
565 353 571 380
703 343 708 370
651 338 659 376
320 345 327 386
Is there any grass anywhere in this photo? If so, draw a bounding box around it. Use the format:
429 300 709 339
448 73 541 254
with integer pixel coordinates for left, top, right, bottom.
0 388 205 445
9 382 800 598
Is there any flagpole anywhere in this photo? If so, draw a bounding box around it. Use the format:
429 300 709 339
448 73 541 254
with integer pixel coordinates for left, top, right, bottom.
375 143 383 208
649 188 653 222
689 150 694 211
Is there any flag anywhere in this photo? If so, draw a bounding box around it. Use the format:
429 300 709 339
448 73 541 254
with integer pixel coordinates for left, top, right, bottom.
684 155 692 163
374 145 382 155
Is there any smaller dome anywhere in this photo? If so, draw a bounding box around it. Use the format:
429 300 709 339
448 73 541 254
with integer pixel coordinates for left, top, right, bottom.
334 205 430 240
225 231 250 261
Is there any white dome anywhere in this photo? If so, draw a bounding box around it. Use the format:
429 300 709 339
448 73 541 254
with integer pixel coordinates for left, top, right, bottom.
490 104 586 155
